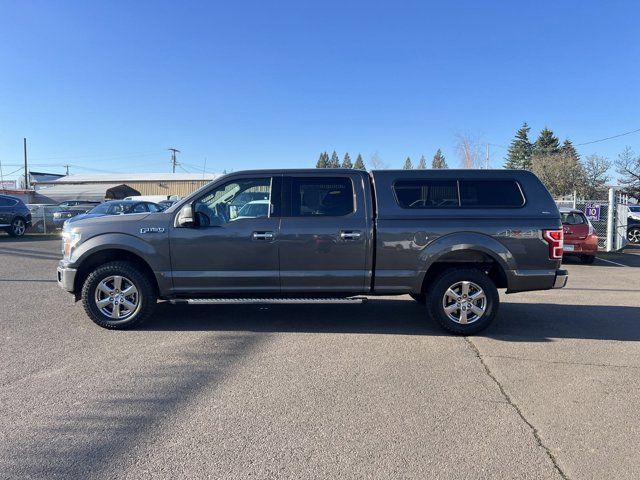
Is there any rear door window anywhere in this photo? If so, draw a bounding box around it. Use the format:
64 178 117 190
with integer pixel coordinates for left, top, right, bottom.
393 180 458 208
289 177 354 216
459 180 525 208
561 212 587 225
0 197 17 207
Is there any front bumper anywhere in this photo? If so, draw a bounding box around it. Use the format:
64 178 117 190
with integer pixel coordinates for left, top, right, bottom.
57 262 77 292
553 269 568 289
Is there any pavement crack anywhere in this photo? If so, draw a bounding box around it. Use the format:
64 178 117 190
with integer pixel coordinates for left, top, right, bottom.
482 354 638 370
464 337 569 480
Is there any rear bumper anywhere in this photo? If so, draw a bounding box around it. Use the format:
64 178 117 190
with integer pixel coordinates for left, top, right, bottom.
553 269 568 289
506 268 568 292
563 235 598 256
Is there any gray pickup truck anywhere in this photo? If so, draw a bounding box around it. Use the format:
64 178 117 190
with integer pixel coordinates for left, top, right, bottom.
57 169 567 334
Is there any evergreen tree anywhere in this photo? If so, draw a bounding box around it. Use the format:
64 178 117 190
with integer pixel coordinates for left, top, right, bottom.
533 127 560 156
342 152 353 169
504 122 533 169
431 149 448 169
315 151 329 168
560 139 580 162
354 154 366 170
417 155 427 169
403 156 413 169
329 150 340 168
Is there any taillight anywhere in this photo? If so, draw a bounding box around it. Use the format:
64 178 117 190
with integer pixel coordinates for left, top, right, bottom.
588 221 595 236
543 229 564 259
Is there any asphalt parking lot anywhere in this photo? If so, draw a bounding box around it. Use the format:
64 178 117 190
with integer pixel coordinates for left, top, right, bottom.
1 236 639 479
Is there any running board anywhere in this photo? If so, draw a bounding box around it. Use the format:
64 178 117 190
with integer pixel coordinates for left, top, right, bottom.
169 297 368 305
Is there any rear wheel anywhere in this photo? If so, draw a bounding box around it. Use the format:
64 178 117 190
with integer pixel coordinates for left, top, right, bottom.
8 217 26 237
426 268 499 335
580 255 595 264
628 227 640 244
81 261 156 329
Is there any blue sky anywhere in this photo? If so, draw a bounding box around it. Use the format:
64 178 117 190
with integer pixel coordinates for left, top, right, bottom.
1 0 639 180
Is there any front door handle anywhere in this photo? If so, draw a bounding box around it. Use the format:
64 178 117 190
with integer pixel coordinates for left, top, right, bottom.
340 230 362 240
252 231 274 241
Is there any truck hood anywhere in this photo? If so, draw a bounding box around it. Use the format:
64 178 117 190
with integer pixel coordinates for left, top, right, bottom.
64 212 172 235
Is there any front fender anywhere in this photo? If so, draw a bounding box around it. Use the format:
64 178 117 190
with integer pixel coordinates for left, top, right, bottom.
71 233 161 263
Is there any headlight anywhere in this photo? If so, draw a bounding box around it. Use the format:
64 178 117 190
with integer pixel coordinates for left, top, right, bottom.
62 230 82 258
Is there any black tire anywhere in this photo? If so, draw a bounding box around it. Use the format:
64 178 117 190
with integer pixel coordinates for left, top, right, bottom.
81 261 156 329
409 293 427 305
580 255 595 265
426 268 499 335
7 217 27 237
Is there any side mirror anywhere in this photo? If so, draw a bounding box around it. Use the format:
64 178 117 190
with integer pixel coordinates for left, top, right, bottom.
176 204 195 227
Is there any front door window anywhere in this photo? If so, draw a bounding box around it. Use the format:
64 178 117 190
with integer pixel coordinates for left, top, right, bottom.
194 178 271 226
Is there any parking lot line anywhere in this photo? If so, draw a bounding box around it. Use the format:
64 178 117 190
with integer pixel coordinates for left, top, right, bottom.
595 257 629 267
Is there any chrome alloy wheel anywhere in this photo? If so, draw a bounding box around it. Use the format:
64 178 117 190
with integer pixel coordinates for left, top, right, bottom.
442 280 487 325
628 228 640 244
94 275 140 320
12 219 26 236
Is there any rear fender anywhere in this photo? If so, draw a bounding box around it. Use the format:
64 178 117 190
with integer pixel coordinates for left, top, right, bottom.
416 232 515 290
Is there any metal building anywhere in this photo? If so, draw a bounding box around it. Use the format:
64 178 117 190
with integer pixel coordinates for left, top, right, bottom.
32 172 220 199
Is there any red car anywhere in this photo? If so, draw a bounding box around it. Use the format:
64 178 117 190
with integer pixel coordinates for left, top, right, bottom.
560 208 598 264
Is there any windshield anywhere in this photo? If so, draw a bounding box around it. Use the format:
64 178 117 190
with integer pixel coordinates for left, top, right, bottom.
89 202 133 215
629 206 640 213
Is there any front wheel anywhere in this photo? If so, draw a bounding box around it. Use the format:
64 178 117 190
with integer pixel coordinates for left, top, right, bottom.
81 261 157 329
426 268 499 335
628 227 640 244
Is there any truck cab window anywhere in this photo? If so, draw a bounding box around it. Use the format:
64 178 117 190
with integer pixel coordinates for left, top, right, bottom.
194 178 271 226
290 177 354 216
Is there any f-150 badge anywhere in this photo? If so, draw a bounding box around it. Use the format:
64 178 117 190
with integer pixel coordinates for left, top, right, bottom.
140 227 166 234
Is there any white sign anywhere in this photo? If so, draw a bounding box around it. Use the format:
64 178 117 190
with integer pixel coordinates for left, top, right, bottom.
0 180 17 189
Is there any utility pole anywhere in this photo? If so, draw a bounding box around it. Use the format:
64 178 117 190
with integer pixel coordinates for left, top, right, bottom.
64 164 70 175
168 148 180 173
23 138 29 190
486 143 490 169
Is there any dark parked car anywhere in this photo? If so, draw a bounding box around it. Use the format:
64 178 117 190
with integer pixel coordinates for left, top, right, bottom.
57 169 567 334
64 200 163 226
0 194 32 237
53 202 100 229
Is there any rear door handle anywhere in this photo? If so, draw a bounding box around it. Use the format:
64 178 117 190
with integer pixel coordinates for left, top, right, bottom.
340 230 362 240
252 231 274 241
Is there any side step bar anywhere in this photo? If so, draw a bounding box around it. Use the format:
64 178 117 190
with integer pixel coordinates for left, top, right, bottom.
169 297 368 305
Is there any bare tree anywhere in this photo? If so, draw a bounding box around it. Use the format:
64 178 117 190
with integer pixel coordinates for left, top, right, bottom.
582 154 611 199
531 151 586 197
615 146 640 200
455 133 485 169
369 151 388 170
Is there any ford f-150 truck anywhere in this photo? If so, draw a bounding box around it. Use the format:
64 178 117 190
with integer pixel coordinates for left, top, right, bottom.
57 169 567 334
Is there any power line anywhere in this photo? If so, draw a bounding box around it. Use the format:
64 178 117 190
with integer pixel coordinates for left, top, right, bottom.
575 127 640 146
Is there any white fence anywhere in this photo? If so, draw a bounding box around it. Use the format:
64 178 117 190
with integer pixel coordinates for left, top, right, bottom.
555 189 630 251
26 204 61 234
